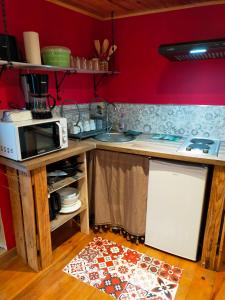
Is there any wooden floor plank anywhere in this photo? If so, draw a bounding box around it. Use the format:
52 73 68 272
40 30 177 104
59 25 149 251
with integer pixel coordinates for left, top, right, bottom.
0 230 223 300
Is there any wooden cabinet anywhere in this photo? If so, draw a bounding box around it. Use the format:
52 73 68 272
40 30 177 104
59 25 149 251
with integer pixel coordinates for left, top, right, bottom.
1 140 93 271
1 139 225 272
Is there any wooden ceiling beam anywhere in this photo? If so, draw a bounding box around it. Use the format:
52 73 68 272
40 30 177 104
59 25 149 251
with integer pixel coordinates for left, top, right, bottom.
46 0 225 21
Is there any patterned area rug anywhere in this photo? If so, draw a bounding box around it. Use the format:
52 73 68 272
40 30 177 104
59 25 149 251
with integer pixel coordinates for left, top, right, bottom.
63 237 183 300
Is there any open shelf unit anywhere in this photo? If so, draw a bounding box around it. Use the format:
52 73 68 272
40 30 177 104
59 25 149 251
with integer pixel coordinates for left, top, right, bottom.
0 59 119 74
2 141 91 271
48 152 89 237
0 59 119 100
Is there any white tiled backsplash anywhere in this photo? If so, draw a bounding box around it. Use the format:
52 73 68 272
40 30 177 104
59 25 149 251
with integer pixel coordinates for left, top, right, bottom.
54 102 108 133
109 104 225 140
54 103 225 140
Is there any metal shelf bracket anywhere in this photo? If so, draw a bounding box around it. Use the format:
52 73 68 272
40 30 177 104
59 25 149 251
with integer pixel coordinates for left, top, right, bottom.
54 71 71 101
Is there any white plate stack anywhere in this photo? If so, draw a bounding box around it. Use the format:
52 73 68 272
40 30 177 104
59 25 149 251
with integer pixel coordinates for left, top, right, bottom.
57 187 81 214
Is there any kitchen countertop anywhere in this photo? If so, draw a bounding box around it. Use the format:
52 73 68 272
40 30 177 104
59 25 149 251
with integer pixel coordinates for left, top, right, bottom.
1 134 225 171
92 134 225 166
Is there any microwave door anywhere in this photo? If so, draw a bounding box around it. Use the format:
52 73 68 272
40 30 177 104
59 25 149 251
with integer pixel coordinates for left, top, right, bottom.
19 122 61 160
19 126 37 159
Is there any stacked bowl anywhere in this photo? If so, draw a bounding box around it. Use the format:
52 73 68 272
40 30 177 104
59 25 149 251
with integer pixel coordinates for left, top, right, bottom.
57 187 81 214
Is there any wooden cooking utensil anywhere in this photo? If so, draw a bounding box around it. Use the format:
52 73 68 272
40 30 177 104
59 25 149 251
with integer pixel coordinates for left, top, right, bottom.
94 40 101 57
102 38 109 56
107 45 117 61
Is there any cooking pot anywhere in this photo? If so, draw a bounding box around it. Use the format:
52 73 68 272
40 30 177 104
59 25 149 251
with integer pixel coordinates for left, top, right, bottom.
0 34 21 61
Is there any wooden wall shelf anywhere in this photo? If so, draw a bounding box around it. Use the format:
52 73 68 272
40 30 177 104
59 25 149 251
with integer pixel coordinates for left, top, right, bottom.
50 205 87 232
48 173 85 194
0 59 119 101
0 60 119 75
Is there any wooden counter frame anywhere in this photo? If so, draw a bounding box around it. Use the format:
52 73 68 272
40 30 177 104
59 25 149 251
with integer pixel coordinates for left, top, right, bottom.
3 141 92 271
7 167 42 271
201 165 225 271
2 140 225 271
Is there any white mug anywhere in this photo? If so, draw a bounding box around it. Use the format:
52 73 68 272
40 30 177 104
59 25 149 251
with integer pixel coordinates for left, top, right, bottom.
83 120 90 132
77 121 83 132
90 119 96 131
72 124 81 134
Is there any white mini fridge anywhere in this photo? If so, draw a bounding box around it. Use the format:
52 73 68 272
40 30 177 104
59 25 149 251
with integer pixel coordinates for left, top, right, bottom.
145 159 208 261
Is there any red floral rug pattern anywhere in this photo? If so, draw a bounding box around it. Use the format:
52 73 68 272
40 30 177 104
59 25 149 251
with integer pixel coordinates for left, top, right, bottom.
63 237 183 300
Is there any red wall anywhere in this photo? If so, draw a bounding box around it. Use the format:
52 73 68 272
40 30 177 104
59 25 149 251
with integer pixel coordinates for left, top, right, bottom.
0 0 103 109
102 4 225 105
0 0 104 248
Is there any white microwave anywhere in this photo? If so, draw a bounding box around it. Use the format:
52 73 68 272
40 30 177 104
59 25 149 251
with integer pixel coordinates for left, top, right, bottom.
0 117 68 161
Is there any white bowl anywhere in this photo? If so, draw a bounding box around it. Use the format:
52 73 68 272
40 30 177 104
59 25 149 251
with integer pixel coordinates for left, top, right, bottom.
61 198 80 206
57 187 80 200
59 200 81 214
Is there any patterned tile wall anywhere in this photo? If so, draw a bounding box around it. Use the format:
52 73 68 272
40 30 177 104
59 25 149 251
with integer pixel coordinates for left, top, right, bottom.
54 104 90 133
54 103 225 140
109 104 225 140
53 102 107 133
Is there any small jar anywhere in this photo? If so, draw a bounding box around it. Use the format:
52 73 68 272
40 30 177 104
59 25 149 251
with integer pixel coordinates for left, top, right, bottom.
74 56 81 69
70 55 75 67
80 57 87 70
100 60 108 71
87 59 93 71
92 58 100 71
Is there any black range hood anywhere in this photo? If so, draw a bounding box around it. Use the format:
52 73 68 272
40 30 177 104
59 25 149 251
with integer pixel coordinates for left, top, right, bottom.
158 38 225 61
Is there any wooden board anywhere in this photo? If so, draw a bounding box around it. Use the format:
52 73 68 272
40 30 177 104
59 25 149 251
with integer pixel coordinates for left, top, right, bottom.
50 205 87 232
6 167 27 263
78 153 89 234
201 165 225 271
48 173 85 194
215 210 225 270
0 140 95 172
32 166 52 269
19 170 39 271
46 0 225 20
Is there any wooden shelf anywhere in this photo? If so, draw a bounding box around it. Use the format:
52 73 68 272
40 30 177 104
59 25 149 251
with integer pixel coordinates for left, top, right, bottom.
50 204 87 232
48 172 85 194
0 60 119 74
